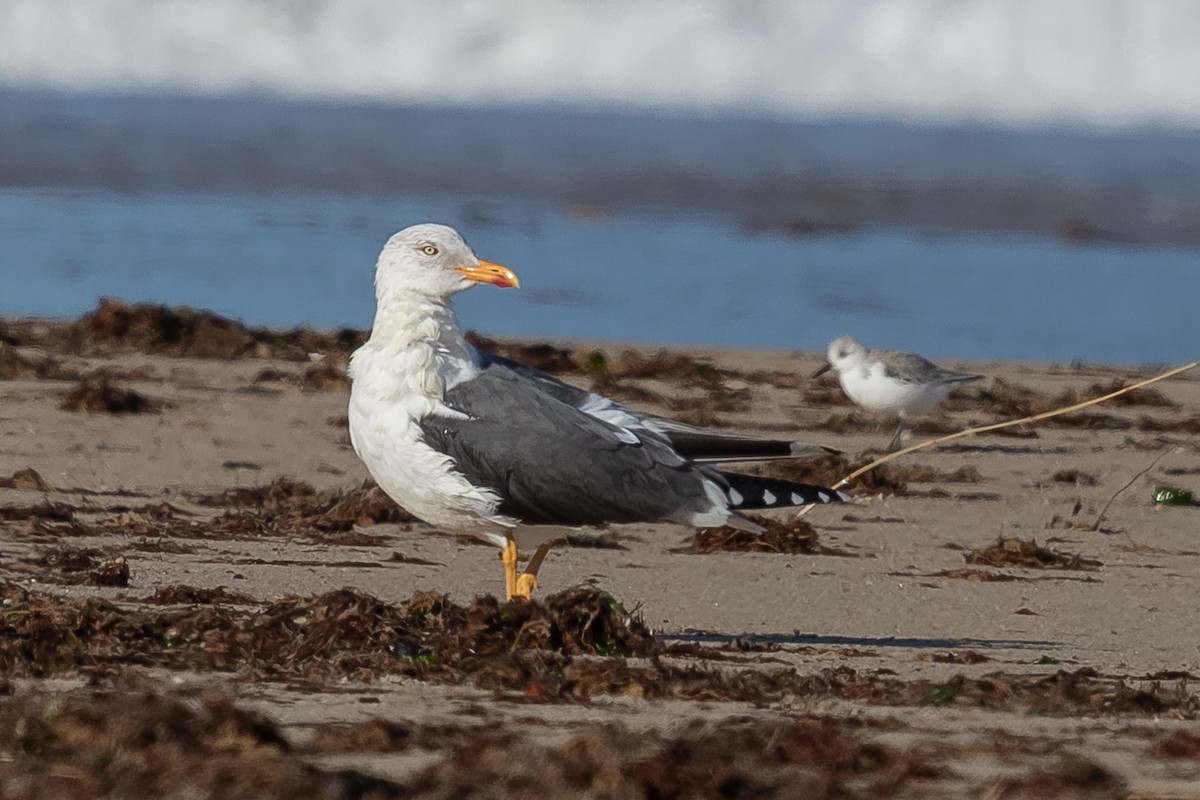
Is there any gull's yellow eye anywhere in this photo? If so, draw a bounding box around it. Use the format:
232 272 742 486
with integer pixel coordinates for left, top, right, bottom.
421 244 438 256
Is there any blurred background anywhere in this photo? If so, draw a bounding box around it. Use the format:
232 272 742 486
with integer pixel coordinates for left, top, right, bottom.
1 0 1198 362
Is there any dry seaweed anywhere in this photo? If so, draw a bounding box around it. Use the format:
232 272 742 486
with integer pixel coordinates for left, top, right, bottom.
587 372 665 405
191 477 411 541
0 582 1195 718
0 583 653 684
965 538 1101 571
608 349 722 385
1148 730 1200 759
1139 415 1200 434
992 755 1126 799
0 501 75 523
948 378 1140 430
803 413 881 434
0 680 401 799
397 716 931 799
465 332 580 373
141 585 258 605
53 298 368 362
25 547 130 587
689 515 854 556
906 419 964 436
12 480 409 547
0 343 72 380
300 362 351 391
0 467 52 491
748 454 900 495
72 298 258 358
1079 379 1173 408
309 718 467 755
802 384 853 406
744 369 806 391
0 677 1157 799
932 568 1026 583
1052 469 1099 486
916 651 990 664
59 378 161 414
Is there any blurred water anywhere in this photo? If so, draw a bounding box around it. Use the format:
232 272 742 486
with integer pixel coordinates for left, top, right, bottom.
4 0 1200 368
3 186 1194 364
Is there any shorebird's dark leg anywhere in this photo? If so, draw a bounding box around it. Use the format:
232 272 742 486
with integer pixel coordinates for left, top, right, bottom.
513 542 555 600
887 417 907 452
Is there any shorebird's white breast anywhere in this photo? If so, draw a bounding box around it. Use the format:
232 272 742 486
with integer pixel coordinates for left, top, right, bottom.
838 361 949 415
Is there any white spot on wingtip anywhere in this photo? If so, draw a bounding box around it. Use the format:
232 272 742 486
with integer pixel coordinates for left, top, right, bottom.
728 488 744 505
791 492 803 504
613 428 640 445
818 491 829 502
762 490 776 505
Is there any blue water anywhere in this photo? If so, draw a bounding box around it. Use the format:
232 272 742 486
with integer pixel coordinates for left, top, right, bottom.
3 186 1195 364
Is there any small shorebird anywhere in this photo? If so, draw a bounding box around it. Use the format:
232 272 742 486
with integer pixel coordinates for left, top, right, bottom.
813 336 984 452
348 223 844 600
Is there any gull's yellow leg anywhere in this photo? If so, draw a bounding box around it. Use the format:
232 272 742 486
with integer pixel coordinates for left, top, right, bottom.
513 541 555 600
502 539 519 601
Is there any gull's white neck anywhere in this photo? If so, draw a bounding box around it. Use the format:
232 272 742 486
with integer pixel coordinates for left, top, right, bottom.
350 290 480 404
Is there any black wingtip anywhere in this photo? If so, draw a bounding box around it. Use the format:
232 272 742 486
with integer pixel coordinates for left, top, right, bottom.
720 473 846 510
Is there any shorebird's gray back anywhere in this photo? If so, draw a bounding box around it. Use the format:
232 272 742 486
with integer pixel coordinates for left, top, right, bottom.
870 348 984 386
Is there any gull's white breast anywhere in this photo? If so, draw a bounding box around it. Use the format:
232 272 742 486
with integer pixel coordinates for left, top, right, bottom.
348 340 507 533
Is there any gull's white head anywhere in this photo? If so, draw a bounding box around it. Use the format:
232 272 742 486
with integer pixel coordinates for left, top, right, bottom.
374 223 520 301
813 336 867 378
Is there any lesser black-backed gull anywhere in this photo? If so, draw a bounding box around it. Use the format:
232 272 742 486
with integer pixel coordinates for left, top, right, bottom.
349 223 844 599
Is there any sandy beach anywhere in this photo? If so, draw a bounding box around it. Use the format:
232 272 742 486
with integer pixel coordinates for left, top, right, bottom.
1 301 1199 798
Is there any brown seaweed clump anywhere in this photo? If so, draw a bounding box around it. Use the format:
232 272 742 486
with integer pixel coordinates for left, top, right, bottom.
299 362 351 391
964 378 1136 430
16 479 411 548
0 581 1196 719
28 547 129 587
465 331 580 373
0 583 652 686
0 468 53 491
1139 415 1200 434
991 755 1127 799
965 537 1101 571
72 298 257 358
0 682 396 799
402 718 936 800
57 298 370 361
140 585 258 605
690 515 854 556
59 378 161 414
0 678 1146 799
195 477 412 542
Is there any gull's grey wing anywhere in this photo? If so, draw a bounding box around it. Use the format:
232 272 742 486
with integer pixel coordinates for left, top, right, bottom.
873 349 984 385
421 361 726 527
635 416 840 462
474 351 837 462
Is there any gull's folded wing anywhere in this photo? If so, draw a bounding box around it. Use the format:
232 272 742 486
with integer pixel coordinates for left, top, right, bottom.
475 351 838 464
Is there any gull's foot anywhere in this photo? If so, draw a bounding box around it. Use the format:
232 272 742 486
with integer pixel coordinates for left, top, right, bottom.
512 572 538 601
